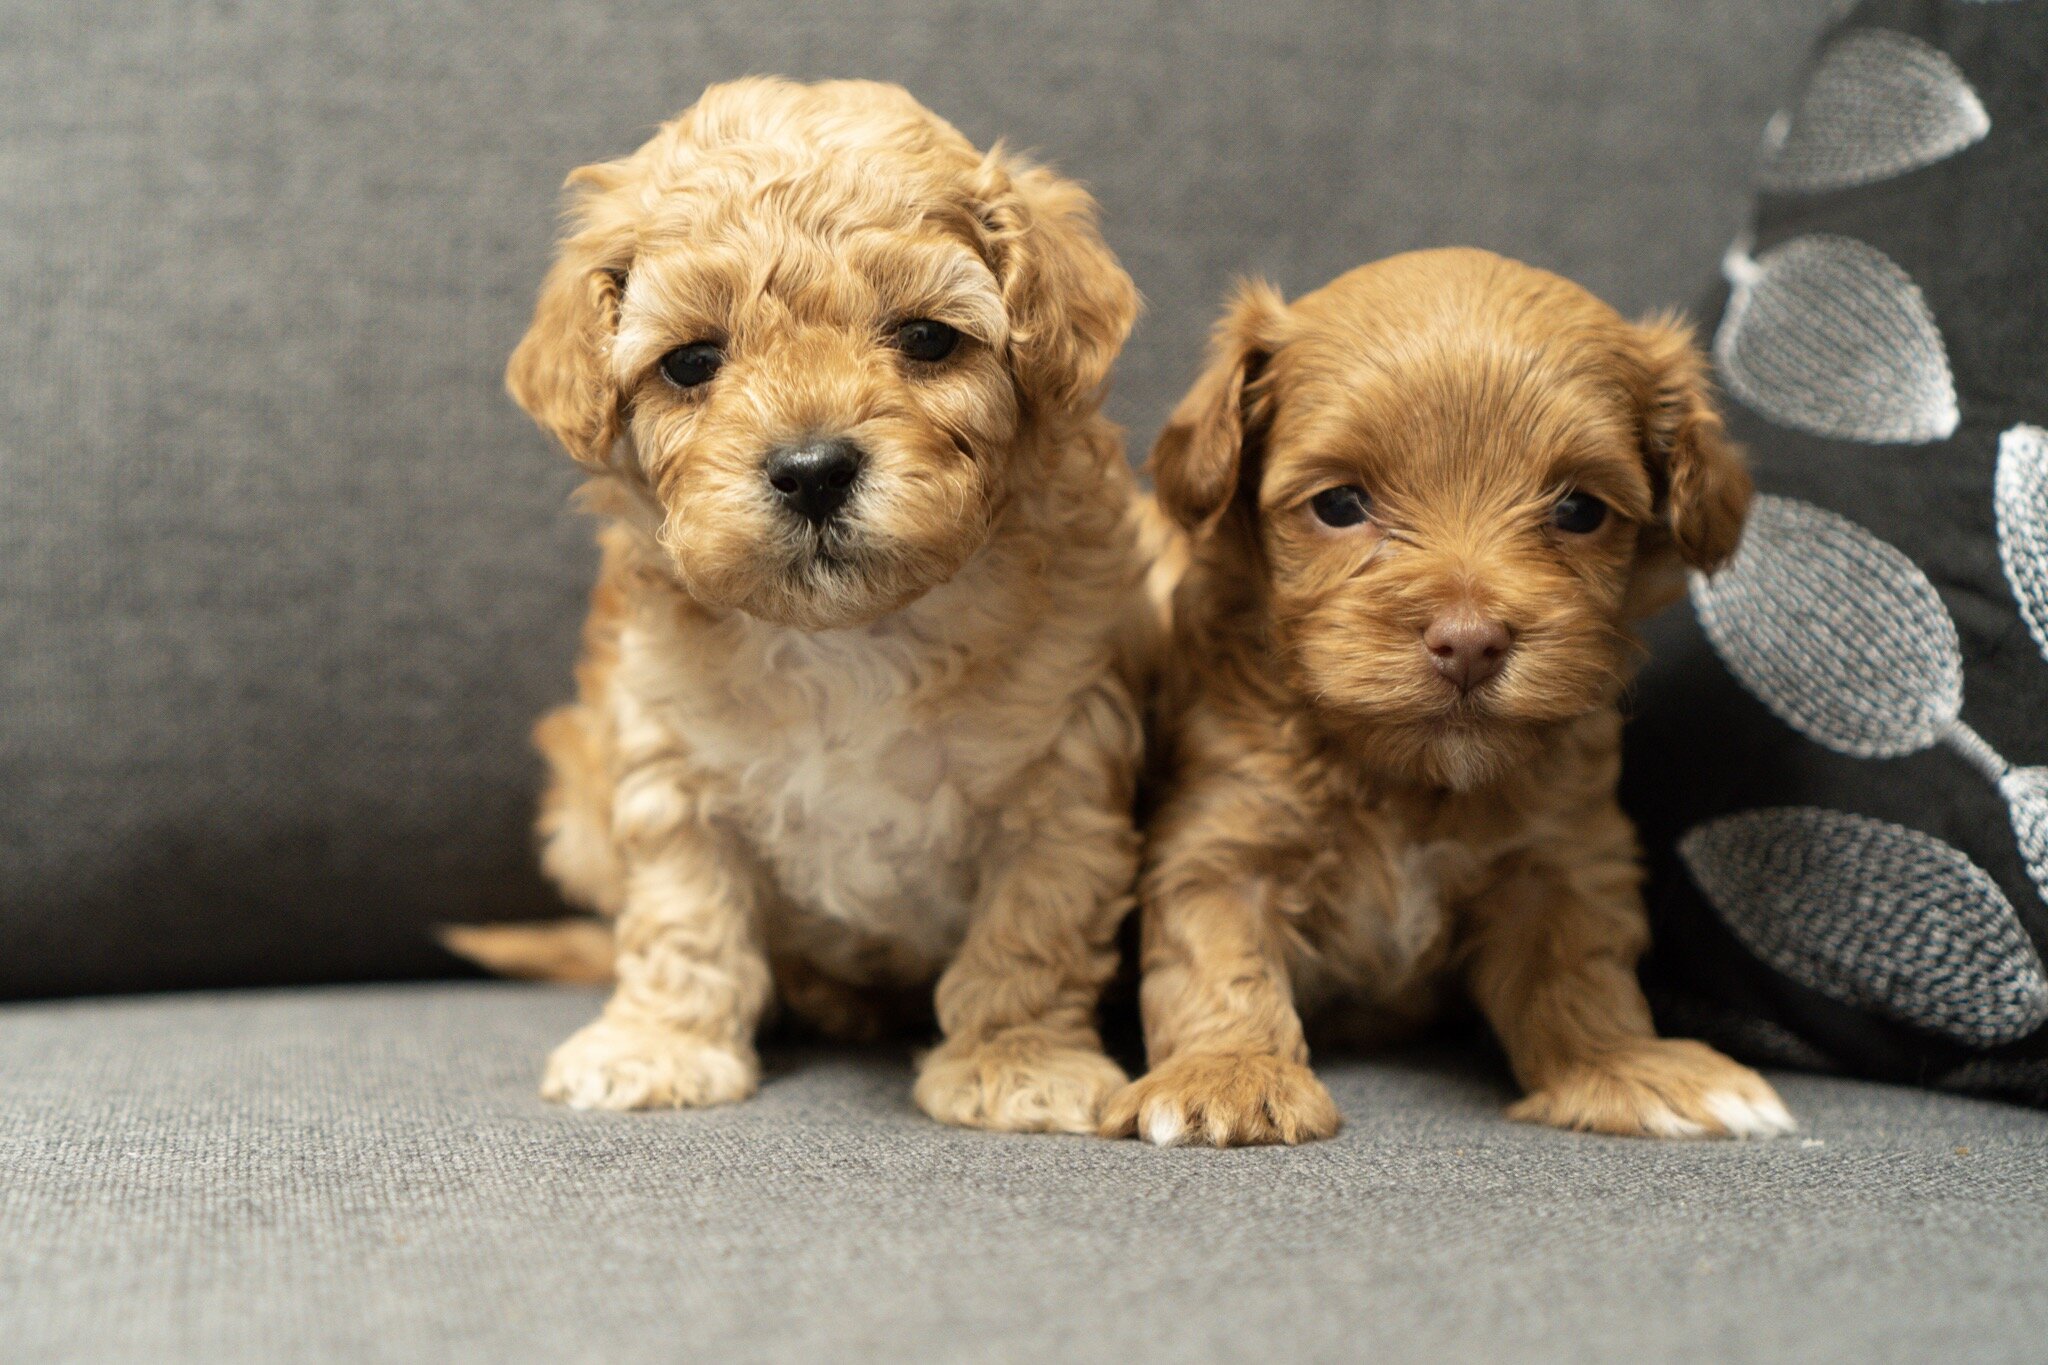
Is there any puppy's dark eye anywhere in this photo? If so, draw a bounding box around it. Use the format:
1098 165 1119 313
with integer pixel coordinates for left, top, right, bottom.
1310 485 1373 529
894 319 961 364
1550 490 1609 534
658 342 724 389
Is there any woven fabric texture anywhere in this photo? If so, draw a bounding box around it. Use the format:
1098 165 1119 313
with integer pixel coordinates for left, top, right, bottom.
4 983 2046 1364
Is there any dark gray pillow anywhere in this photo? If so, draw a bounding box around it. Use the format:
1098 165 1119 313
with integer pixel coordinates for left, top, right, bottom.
1628 0 2048 1104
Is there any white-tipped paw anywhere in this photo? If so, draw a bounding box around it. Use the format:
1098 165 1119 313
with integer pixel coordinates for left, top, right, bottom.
914 1031 1128 1134
1100 1050 1341 1147
1509 1038 1795 1140
541 1018 758 1112
1700 1085 1798 1138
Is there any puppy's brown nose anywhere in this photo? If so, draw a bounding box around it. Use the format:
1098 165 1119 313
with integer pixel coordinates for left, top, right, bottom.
1423 612 1512 691
765 439 864 525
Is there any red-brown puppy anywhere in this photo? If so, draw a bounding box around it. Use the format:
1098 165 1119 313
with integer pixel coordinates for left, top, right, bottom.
1105 248 1793 1145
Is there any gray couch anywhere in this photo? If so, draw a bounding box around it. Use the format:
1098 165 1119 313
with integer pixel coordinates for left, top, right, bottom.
7 2 2046 1360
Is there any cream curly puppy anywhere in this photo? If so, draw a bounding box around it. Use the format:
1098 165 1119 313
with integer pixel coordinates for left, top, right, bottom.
449 78 1147 1133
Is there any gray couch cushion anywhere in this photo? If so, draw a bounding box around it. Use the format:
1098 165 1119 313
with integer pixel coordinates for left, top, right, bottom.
0 1 1829 996
4 984 2045 1362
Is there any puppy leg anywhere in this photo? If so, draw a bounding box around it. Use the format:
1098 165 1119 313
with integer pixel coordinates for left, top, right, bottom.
541 763 773 1111
1099 880 1339 1147
913 689 1139 1134
1462 841 1793 1139
536 536 633 918
534 701 626 917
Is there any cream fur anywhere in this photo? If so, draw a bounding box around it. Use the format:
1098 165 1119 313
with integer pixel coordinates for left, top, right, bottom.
456 77 1148 1134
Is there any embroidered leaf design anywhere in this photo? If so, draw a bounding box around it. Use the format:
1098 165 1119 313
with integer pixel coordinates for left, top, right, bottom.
1759 29 1989 193
1995 424 2048 661
1715 235 1959 444
1681 807 2048 1046
1990 425 2048 904
1692 495 1961 757
2000 766 2048 909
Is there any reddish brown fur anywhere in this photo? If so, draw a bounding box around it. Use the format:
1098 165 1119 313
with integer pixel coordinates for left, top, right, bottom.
1105 250 1792 1145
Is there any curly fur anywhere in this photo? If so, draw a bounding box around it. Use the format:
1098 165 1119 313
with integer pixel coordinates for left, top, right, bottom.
1105 249 1794 1146
453 78 1148 1133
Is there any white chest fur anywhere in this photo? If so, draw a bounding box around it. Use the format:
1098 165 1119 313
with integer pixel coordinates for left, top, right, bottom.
1378 842 1461 975
689 658 985 963
615 570 1075 975
1310 836 1476 1008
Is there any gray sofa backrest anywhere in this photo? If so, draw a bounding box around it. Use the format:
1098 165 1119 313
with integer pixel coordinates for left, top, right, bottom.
0 1 1824 998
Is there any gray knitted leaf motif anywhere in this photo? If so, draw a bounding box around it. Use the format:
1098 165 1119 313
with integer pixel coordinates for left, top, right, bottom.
1715 235 1958 444
1993 425 2048 901
1995 425 2048 658
1759 29 1989 193
1681 808 2048 1046
1692 494 1960 757
2003 767 2048 907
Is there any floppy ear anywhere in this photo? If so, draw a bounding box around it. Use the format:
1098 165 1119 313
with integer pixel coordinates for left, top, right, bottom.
974 149 1139 416
1148 280 1288 535
1623 313 1754 616
506 161 638 469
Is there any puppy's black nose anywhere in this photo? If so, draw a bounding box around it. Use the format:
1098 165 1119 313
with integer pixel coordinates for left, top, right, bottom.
764 439 864 525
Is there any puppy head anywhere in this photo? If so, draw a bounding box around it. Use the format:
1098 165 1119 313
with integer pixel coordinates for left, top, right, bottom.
1152 248 1750 789
508 78 1136 630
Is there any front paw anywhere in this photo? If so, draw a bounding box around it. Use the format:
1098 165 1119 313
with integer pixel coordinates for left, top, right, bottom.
1508 1038 1795 1139
1100 1049 1341 1147
541 1017 758 1111
914 1029 1128 1134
